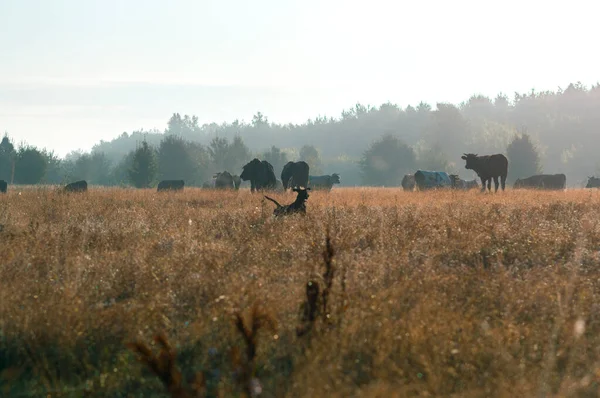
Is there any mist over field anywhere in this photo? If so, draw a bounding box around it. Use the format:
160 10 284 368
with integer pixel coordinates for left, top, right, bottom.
3 1 600 396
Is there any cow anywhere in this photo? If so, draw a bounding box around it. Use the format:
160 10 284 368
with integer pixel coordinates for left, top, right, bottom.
461 153 508 192
233 175 241 190
264 187 310 217
449 174 479 190
213 171 237 189
308 173 340 191
0 180 6 194
514 174 566 190
401 174 416 191
281 161 310 190
414 170 452 190
240 158 277 192
586 177 600 188
64 180 88 193
157 180 184 192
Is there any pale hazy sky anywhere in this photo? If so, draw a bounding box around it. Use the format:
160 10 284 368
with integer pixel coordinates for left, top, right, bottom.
1 0 598 156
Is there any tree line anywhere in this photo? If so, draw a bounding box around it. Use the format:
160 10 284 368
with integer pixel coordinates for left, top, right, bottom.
1 82 597 187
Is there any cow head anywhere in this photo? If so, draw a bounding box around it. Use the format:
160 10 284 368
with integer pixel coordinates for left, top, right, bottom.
331 173 341 184
240 159 262 181
461 153 479 170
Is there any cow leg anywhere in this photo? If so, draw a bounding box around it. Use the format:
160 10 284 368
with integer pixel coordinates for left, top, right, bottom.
487 179 492 192
501 175 507 191
493 176 499 192
250 181 256 193
480 177 486 192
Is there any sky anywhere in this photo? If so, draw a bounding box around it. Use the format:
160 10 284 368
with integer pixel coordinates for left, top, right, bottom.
0 0 598 156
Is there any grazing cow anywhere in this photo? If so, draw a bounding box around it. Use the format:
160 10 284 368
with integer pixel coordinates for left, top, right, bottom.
586 177 600 188
264 187 310 217
308 173 340 191
0 180 6 194
449 174 479 190
461 153 508 192
514 174 566 190
281 161 310 190
157 180 184 192
414 171 452 190
64 180 88 193
401 174 416 191
240 158 277 192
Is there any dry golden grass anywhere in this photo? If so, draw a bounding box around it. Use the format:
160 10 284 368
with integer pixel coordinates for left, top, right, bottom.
2 186 600 397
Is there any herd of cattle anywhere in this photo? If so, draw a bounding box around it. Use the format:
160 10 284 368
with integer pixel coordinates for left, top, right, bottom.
2 153 600 195
0 158 341 194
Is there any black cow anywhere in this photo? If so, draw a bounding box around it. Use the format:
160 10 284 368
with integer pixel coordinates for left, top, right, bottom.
64 180 88 193
157 180 184 192
281 161 310 190
240 159 277 192
514 174 566 190
0 180 6 194
586 177 600 188
264 187 310 217
308 173 340 191
401 174 415 191
461 153 508 192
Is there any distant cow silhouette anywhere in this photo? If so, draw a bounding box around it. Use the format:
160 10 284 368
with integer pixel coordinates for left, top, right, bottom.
461 153 508 192
64 180 87 193
212 171 238 190
449 174 479 190
157 180 184 192
264 187 310 217
308 173 340 191
586 176 600 188
514 174 566 190
0 180 6 194
281 161 310 190
240 158 277 192
414 170 452 190
401 174 416 191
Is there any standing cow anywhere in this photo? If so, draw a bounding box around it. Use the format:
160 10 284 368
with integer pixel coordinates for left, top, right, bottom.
157 180 185 192
461 153 508 192
64 180 88 193
213 171 237 189
401 174 416 191
0 179 6 194
281 161 310 190
586 177 600 188
240 158 277 192
308 173 340 191
514 174 566 190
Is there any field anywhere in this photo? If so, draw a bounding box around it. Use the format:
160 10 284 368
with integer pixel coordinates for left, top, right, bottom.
2 187 600 397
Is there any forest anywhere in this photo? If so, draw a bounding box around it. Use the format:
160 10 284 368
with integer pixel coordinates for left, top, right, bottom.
1 82 598 188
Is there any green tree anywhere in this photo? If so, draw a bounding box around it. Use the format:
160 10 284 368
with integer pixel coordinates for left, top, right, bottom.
14 146 47 184
507 133 542 182
0 134 16 182
262 146 288 177
128 140 157 188
359 134 416 186
42 150 63 184
416 142 450 171
299 145 323 175
158 135 209 185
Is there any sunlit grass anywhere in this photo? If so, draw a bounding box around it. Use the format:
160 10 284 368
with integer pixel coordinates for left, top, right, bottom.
2 187 600 396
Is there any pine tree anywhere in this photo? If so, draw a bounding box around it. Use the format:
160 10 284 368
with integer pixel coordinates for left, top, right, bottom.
128 140 158 188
